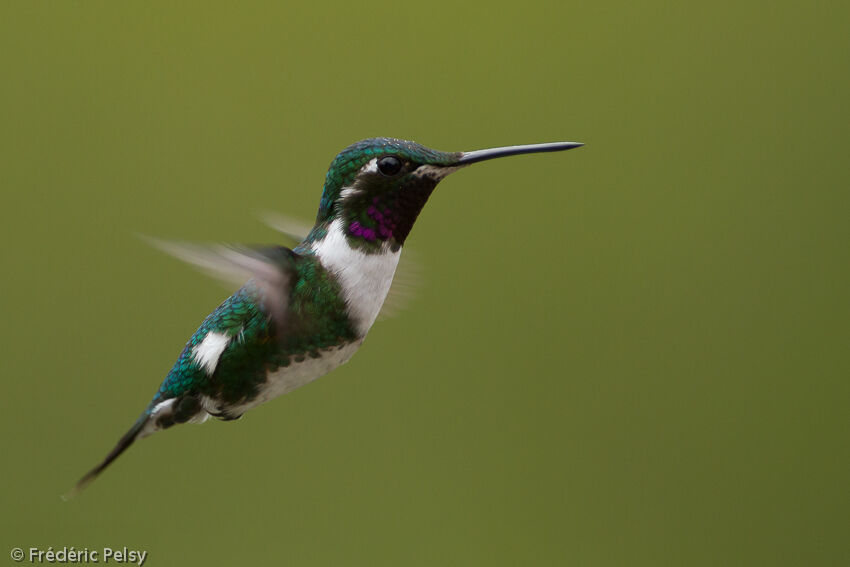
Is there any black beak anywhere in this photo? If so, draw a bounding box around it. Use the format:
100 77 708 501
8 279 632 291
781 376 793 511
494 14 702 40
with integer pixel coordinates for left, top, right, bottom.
457 141 584 165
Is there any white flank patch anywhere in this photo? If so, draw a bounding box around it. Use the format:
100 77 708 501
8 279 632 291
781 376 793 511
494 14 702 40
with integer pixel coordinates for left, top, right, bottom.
192 331 231 374
138 398 176 438
149 398 175 418
140 397 210 438
312 218 401 336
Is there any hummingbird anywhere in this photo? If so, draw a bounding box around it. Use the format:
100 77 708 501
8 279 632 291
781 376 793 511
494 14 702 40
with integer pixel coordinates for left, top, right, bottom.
67 137 582 497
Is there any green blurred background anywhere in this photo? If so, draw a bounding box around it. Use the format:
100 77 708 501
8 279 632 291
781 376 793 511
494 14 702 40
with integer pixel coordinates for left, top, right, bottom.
1 2 847 565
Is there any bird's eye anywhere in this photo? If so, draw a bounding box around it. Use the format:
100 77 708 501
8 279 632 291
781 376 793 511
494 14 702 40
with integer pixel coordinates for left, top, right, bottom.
377 156 403 176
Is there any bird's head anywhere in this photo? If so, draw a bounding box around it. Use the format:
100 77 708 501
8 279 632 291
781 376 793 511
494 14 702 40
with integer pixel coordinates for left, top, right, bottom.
311 137 582 251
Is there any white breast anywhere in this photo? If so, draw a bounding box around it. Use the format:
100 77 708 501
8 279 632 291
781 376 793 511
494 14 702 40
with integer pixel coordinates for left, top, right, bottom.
311 218 401 336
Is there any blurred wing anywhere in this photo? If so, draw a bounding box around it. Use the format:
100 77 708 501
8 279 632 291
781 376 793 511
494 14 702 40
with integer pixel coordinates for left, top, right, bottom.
142 235 296 330
377 249 421 321
260 211 314 247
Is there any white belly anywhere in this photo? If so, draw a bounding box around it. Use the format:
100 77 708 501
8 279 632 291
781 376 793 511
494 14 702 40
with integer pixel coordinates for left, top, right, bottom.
224 341 362 416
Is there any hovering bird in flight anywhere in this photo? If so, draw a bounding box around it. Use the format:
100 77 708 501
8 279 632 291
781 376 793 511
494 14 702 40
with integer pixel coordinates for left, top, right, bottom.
67 137 583 497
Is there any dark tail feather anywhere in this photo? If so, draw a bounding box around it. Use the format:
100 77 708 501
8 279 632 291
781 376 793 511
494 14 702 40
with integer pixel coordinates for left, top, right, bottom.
62 414 150 500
